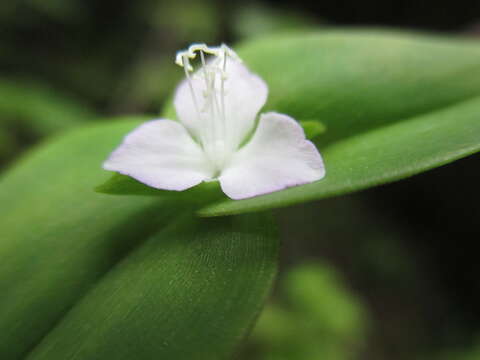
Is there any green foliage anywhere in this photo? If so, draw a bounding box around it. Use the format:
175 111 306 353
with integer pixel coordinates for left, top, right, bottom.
0 127 18 165
433 339 480 360
0 78 95 136
96 172 223 203
284 263 366 338
232 4 318 39
133 30 480 216
196 30 480 216
0 118 279 360
0 78 97 168
299 120 327 139
250 263 368 360
3 25 480 360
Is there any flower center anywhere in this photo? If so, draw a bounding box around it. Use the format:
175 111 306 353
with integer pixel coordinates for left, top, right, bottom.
176 44 240 176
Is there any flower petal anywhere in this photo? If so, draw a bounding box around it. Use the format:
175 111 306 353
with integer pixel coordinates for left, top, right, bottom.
174 58 268 150
218 112 325 200
103 119 213 191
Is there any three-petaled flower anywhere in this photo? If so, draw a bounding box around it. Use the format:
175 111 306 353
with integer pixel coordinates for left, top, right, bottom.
103 44 325 199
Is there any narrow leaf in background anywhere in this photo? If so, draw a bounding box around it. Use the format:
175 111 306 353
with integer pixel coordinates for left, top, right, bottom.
0 78 95 136
0 78 97 169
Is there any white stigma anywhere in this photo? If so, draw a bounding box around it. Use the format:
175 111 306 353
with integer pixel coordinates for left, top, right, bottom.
175 43 241 175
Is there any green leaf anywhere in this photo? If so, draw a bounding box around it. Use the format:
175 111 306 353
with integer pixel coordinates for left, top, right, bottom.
96 172 224 204
232 3 318 40
299 120 326 139
0 78 95 136
250 262 367 360
0 118 278 359
27 213 278 360
0 127 19 165
195 30 480 216
283 263 366 338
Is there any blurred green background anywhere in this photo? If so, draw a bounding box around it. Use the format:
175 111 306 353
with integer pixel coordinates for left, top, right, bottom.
1 1 479 359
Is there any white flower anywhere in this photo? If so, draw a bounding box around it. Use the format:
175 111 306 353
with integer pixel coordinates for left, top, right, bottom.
103 44 325 200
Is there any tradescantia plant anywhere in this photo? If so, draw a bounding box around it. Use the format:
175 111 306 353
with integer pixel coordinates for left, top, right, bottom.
102 44 325 199
1 29 480 360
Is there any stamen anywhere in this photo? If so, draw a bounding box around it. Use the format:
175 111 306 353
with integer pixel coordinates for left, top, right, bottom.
181 55 206 146
175 43 241 172
199 50 215 152
181 56 201 117
220 47 228 144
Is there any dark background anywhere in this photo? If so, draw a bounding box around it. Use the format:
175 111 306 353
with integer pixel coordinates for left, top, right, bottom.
1 1 479 359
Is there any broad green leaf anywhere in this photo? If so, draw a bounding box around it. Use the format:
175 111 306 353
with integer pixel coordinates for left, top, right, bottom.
0 117 157 359
27 213 278 360
0 118 278 359
0 78 95 136
195 30 480 216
